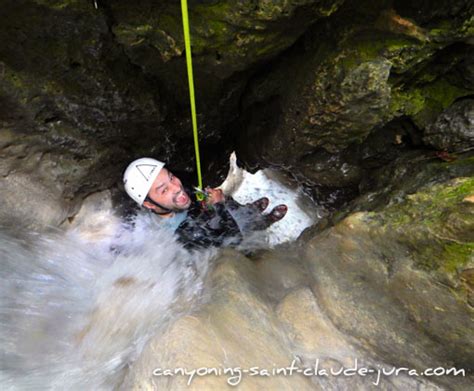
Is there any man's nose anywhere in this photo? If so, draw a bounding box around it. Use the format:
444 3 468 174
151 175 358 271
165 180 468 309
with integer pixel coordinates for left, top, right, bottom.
171 182 182 193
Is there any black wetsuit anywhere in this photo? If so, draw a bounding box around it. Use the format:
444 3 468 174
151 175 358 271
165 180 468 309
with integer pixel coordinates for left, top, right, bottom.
174 184 243 250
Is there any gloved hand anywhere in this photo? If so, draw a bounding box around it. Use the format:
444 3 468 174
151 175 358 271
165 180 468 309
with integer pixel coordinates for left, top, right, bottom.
205 187 225 204
175 202 243 250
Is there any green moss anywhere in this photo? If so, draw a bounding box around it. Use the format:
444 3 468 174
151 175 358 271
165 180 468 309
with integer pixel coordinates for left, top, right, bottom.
357 36 414 61
113 24 154 45
319 1 344 17
422 79 470 109
157 13 180 36
416 244 444 271
338 32 427 72
191 19 231 53
134 24 153 34
442 243 474 274
439 156 474 168
4 69 28 90
428 20 455 38
429 17 474 40
204 19 229 37
189 1 304 57
193 1 232 19
333 31 471 126
389 78 471 127
2 68 47 104
389 88 425 116
192 1 235 35
431 177 474 204
379 177 474 276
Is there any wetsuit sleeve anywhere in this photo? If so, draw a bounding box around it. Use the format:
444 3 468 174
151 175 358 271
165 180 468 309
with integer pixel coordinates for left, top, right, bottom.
174 188 243 250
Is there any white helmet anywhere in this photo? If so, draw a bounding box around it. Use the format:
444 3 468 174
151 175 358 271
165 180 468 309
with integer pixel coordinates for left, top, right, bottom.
123 157 165 205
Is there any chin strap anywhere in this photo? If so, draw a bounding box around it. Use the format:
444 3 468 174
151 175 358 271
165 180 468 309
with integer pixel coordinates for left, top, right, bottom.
144 196 175 216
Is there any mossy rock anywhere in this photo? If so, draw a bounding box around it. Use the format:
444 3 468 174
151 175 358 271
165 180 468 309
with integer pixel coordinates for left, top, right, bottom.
238 2 473 181
367 176 474 304
109 0 345 76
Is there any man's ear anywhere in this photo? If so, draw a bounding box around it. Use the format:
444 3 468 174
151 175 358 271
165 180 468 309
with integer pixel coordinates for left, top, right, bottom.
142 201 155 211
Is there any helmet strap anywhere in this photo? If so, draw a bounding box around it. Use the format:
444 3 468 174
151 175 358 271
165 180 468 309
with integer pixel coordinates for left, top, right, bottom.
144 196 175 216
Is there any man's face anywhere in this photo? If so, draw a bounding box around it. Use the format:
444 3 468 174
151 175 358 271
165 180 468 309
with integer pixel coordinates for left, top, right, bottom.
143 168 191 213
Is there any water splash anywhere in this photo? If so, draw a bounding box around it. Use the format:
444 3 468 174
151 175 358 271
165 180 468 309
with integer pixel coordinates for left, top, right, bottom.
218 152 322 248
0 153 322 389
0 216 216 389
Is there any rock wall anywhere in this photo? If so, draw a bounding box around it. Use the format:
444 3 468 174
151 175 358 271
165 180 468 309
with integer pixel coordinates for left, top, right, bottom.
2 0 472 228
237 0 473 194
0 0 167 227
0 2 473 388
124 250 449 390
125 152 473 390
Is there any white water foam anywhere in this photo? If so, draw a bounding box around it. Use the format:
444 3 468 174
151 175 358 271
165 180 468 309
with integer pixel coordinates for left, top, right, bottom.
0 152 321 389
0 216 216 390
219 152 320 247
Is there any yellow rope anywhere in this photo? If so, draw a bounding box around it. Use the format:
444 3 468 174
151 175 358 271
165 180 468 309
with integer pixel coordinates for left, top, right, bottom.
180 0 205 201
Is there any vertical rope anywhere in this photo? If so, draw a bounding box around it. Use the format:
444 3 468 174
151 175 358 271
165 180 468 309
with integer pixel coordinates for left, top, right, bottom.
180 0 205 201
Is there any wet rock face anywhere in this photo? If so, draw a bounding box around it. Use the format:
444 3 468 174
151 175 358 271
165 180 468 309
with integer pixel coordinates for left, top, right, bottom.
1 0 473 228
104 0 346 145
108 0 344 76
122 168 474 389
302 152 474 380
237 0 473 195
0 0 169 227
0 2 473 387
124 250 448 390
352 149 474 215
423 99 474 152
0 0 347 227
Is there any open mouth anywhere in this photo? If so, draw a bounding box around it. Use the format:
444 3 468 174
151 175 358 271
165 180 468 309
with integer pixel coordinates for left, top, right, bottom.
175 191 189 205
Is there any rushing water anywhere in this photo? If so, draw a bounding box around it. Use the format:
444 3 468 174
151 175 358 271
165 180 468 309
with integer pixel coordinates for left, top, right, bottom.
0 215 217 390
0 157 323 389
219 152 322 249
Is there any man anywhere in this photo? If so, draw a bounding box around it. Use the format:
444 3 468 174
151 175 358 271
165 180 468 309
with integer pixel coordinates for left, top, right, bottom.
123 157 287 249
